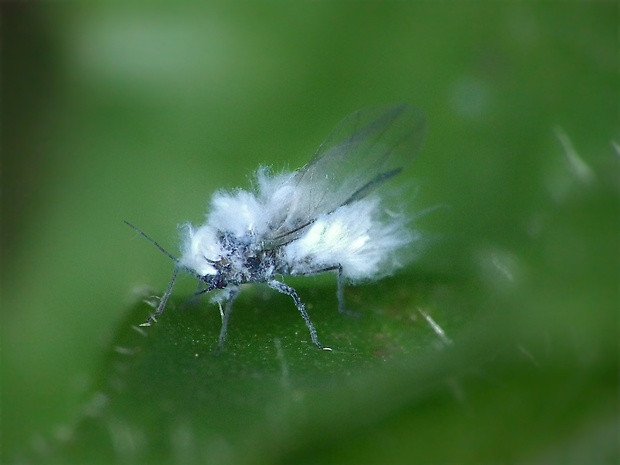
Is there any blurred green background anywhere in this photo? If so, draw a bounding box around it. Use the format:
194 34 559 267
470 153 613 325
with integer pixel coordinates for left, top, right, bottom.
2 2 618 464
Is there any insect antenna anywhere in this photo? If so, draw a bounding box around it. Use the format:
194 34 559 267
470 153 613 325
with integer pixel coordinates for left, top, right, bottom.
125 221 184 326
124 220 178 262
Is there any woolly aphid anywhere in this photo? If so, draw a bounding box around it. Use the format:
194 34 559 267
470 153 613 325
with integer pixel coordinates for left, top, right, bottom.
127 104 427 350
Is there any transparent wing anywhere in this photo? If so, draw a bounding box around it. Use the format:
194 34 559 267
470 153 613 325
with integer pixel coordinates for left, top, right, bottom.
264 104 427 247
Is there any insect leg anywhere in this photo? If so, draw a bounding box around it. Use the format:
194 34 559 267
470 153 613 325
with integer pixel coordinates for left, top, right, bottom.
267 280 325 349
216 287 239 352
334 265 352 316
296 264 355 317
140 266 179 326
333 265 361 317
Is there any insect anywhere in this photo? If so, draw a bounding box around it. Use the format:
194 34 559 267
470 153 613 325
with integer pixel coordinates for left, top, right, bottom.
127 104 427 350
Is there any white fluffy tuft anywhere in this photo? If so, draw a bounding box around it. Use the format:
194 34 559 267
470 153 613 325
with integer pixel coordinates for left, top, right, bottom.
208 189 265 237
178 223 220 276
283 197 411 280
179 168 413 282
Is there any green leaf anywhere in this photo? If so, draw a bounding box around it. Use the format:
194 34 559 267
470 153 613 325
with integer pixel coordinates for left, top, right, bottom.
27 161 620 463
